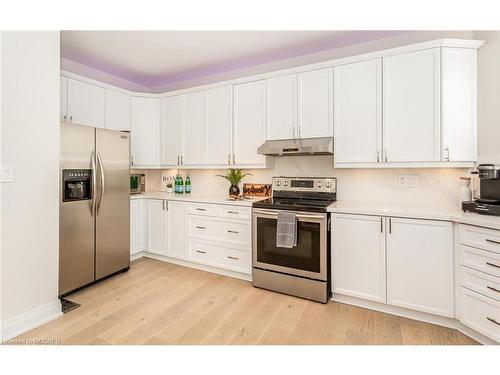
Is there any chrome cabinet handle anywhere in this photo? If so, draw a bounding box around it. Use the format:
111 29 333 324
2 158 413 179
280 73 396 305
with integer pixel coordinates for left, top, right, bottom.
486 262 500 269
196 208 206 211
195 226 206 230
227 256 239 260
389 218 392 234
376 150 380 163
384 150 388 162
228 154 231 165
227 211 239 214
297 125 302 140
196 250 206 254
487 285 500 294
487 317 500 326
227 230 239 234
444 146 450 162
177 155 180 165
252 209 325 220
63 114 67 121
96 151 105 215
90 151 97 218
69 115 73 122
292 126 296 140
380 217 383 233
162 200 165 210
181 155 183 165
486 239 500 245
232 153 235 164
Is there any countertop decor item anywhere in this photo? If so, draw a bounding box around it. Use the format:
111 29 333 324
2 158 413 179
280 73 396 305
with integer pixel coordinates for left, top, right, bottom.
459 177 472 208
216 169 252 198
243 183 272 197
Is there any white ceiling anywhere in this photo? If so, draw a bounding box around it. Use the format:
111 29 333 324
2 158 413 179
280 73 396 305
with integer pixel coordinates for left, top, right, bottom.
61 30 404 91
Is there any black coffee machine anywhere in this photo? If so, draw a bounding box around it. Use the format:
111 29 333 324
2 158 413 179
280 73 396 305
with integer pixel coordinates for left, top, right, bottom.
462 164 500 215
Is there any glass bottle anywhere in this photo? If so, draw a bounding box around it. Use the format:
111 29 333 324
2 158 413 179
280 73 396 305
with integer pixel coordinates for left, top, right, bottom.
185 176 191 193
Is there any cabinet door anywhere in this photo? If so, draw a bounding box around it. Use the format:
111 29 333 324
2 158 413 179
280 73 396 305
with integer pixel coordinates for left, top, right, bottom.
161 95 183 166
168 201 188 259
60 76 68 121
205 86 233 165
266 74 296 140
182 91 205 165
233 80 266 166
331 213 386 303
386 217 454 317
147 199 167 255
105 89 131 131
67 78 105 128
298 68 333 139
441 47 477 162
334 59 382 163
383 48 441 162
131 97 160 166
130 199 144 256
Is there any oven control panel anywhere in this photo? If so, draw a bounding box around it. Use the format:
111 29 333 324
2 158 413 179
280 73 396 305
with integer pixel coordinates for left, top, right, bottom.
272 177 336 193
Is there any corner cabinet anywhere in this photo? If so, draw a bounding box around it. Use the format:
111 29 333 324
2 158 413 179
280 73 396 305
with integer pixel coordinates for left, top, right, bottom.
130 96 160 167
334 45 480 168
331 213 454 318
61 77 105 128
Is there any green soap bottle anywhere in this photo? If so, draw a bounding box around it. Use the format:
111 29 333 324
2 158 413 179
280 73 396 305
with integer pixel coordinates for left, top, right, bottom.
185 176 191 193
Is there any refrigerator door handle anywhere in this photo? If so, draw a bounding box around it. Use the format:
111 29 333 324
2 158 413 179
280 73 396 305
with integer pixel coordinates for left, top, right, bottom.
96 151 105 215
91 151 97 218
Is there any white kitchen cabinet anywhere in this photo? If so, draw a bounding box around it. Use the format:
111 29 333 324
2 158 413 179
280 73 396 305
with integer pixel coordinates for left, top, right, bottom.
297 68 333 139
205 86 233 165
386 217 454 317
130 199 144 256
60 76 68 122
331 213 386 303
161 95 183 166
265 74 297 140
383 48 441 162
130 96 160 166
105 89 130 131
67 78 105 128
168 201 188 259
441 47 477 162
147 199 168 256
182 91 205 165
233 80 266 166
334 59 382 163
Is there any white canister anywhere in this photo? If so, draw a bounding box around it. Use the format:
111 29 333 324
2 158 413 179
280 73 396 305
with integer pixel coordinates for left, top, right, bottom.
459 177 472 208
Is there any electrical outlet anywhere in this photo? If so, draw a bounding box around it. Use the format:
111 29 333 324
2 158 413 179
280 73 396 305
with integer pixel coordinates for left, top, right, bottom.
0 167 14 183
398 175 417 187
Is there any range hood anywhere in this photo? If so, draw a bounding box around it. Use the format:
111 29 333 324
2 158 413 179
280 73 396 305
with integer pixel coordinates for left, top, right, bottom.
257 137 333 156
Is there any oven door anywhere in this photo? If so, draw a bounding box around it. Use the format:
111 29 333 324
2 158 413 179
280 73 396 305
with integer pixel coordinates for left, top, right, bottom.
252 208 327 281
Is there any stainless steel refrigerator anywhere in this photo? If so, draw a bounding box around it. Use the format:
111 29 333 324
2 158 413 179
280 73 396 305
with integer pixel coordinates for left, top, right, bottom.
59 122 130 297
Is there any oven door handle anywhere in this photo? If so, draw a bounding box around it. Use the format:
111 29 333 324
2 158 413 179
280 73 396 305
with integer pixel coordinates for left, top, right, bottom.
253 210 325 220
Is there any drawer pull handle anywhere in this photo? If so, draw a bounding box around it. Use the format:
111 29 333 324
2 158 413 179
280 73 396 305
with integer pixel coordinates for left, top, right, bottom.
196 250 206 254
227 230 239 234
227 256 239 260
195 226 206 230
486 262 500 269
196 208 207 211
486 239 500 245
227 211 239 214
487 285 500 294
487 317 500 326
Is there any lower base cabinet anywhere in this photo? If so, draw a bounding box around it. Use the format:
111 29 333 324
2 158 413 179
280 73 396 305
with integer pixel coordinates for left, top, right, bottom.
331 213 454 318
168 201 188 259
130 199 144 255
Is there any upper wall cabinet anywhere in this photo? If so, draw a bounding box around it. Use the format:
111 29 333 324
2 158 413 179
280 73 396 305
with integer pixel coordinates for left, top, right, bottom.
265 69 333 141
161 95 183 166
182 91 206 166
334 59 382 163
131 96 160 166
383 48 441 163
105 89 131 131
66 78 105 128
297 68 333 139
233 80 267 166
205 86 233 165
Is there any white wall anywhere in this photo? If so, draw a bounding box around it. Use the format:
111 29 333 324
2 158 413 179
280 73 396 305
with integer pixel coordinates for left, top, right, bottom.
473 31 500 163
0 31 61 339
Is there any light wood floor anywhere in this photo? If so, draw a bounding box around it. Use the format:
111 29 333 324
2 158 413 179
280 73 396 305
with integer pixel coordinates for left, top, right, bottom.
13 258 478 345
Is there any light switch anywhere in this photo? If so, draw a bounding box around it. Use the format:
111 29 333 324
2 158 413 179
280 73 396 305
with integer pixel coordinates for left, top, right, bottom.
0 167 14 183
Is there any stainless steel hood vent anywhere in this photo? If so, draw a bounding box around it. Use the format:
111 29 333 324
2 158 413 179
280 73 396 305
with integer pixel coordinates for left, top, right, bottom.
257 137 333 156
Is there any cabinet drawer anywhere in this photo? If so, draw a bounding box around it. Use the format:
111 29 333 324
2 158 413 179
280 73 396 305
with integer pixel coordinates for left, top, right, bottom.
459 266 500 302
459 224 500 254
188 203 217 217
459 245 500 278
219 248 251 274
189 216 218 238
189 240 219 264
218 205 251 220
216 220 251 247
459 287 500 343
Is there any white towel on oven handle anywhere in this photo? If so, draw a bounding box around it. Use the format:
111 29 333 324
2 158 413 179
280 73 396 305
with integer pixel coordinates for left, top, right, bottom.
276 211 297 248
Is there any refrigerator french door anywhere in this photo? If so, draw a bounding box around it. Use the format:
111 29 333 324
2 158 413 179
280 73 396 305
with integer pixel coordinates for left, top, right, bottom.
59 123 130 297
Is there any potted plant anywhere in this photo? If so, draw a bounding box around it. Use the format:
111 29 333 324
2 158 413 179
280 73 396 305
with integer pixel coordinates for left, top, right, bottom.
216 169 252 198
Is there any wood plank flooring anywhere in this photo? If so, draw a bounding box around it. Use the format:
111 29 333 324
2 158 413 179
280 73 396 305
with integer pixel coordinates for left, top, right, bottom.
12 258 478 345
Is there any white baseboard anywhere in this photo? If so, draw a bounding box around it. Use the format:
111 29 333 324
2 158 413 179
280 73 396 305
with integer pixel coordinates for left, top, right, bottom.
332 293 498 345
1 299 62 341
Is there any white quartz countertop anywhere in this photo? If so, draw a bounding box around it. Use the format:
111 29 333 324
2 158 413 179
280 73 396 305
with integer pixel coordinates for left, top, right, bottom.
130 191 265 207
328 200 500 230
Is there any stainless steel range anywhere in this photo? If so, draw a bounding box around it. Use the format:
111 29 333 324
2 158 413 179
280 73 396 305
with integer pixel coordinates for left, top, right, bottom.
252 177 336 303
